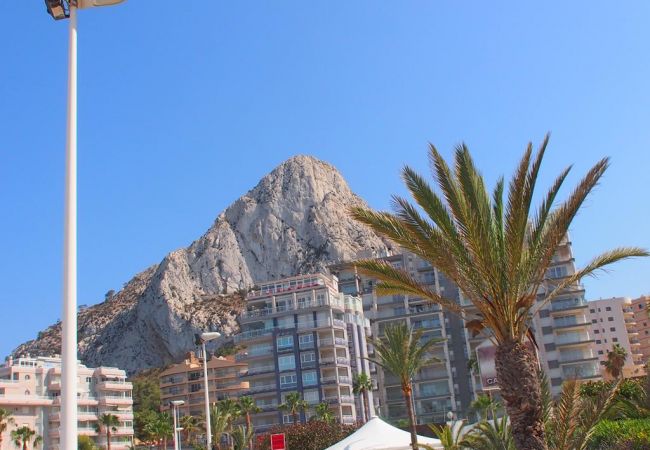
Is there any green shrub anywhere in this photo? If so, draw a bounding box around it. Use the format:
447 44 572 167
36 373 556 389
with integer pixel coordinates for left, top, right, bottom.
257 421 358 450
588 419 650 450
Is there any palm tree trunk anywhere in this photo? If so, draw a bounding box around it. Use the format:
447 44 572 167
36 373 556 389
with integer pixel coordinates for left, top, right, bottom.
363 390 370 422
107 430 112 450
22 442 27 450
495 340 547 450
402 383 418 450
246 412 254 450
292 411 298 425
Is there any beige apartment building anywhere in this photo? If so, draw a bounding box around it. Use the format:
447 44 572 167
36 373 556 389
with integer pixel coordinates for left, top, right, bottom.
588 297 646 379
159 353 248 417
0 355 134 450
631 295 650 364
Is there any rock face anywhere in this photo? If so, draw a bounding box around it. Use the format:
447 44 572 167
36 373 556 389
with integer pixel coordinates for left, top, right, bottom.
13 155 390 374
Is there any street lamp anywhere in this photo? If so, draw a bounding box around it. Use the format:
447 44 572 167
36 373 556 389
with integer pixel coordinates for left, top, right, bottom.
170 400 185 450
44 2 125 450
195 332 221 450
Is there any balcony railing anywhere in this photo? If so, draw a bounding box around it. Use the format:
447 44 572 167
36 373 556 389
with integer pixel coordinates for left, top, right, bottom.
246 384 276 394
551 299 588 312
246 365 276 376
235 318 346 342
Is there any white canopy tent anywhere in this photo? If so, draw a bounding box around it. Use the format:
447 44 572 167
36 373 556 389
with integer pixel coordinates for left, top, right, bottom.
325 417 443 450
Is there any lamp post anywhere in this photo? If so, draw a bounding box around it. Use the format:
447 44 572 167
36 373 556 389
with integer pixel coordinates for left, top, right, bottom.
44 2 125 450
170 400 185 450
195 331 221 449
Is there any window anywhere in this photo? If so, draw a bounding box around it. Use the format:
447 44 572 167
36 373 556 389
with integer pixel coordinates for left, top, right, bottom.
302 371 317 386
300 352 316 366
278 355 296 372
277 335 294 350
608 317 614 322
279 374 297 388
590 309 595 314
613 337 618 343
282 414 294 424
298 334 314 349
610 327 616 332
596 340 602 344
605 306 612 311
24 375 30 381
598 350 604 355
591 319 597 324
303 389 319 404
546 266 567 279
594 330 600 334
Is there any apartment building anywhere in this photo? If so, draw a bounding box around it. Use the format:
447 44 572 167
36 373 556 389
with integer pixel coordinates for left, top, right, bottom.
332 237 600 424
630 296 650 365
234 273 372 433
159 353 248 417
532 238 601 394
333 254 466 424
587 297 646 378
0 355 134 450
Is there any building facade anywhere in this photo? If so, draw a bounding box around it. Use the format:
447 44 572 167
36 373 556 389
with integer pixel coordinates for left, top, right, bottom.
332 237 601 424
631 295 650 365
159 353 248 417
0 355 134 450
235 273 373 433
587 297 646 379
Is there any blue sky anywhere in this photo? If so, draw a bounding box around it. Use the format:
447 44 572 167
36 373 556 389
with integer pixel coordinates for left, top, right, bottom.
2 1 649 358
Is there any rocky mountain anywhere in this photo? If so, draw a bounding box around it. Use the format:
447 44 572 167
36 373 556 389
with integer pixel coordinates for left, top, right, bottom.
13 156 390 374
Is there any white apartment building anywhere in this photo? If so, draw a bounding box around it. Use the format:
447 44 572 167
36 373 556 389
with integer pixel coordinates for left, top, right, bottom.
0 355 134 450
588 297 646 378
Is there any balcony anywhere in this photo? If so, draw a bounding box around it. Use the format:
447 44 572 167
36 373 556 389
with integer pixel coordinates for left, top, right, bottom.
551 299 588 313
559 353 598 364
340 415 356 425
0 394 53 406
97 381 133 391
555 335 595 347
99 396 133 406
320 357 350 366
553 320 590 330
236 346 274 361
245 365 276 376
318 337 348 348
246 384 276 394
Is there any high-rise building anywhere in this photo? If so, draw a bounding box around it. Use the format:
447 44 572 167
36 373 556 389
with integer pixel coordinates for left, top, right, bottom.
234 273 372 432
158 353 248 417
0 355 134 450
631 295 650 365
587 297 646 378
332 237 600 423
532 237 601 394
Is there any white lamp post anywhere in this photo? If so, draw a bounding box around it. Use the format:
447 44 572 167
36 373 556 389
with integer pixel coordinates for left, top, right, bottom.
44 2 125 449
195 331 221 449
170 400 185 450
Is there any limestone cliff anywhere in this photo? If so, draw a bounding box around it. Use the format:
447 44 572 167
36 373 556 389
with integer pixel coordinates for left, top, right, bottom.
13 156 390 373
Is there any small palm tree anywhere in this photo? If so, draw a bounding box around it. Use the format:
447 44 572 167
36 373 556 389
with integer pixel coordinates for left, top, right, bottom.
10 426 39 450
465 415 516 450
427 421 473 450
96 413 120 450
350 138 648 449
470 394 500 422
604 344 627 379
144 413 173 450
180 415 201 446
279 392 308 425
0 408 15 450
314 402 335 424
230 425 253 450
238 396 261 449
366 323 442 450
353 373 373 422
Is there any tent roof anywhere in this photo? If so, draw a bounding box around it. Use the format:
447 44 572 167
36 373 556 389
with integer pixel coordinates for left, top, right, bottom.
325 417 443 450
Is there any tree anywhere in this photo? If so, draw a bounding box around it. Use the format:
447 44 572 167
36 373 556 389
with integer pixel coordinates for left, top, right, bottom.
365 323 441 450
604 344 628 379
11 426 40 450
78 435 99 450
426 421 474 450
144 413 173 450
231 425 253 450
208 400 241 450
353 373 373 422
464 414 516 450
238 396 261 450
257 421 358 450
96 413 120 450
313 402 335 424
470 394 500 422
350 138 648 449
279 392 308 425
134 409 159 443
0 408 15 450
180 415 201 447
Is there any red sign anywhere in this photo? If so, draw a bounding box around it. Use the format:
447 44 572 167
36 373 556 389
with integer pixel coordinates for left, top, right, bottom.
271 433 286 450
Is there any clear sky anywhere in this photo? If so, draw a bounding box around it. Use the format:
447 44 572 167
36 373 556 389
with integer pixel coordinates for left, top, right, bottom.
2 2 649 358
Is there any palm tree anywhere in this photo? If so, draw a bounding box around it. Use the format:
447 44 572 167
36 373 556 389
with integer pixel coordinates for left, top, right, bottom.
350 138 648 449
465 414 516 450
78 434 99 450
208 400 241 450
353 373 373 422
314 402 335 424
604 344 627 379
427 421 473 450
180 415 201 446
10 426 39 450
0 408 15 450
144 413 173 450
470 394 500 422
366 323 442 450
96 413 120 450
230 425 253 450
237 396 261 450
279 392 307 425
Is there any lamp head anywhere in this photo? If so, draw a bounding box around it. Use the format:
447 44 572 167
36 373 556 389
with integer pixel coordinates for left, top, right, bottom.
170 400 185 406
45 0 68 20
200 331 222 342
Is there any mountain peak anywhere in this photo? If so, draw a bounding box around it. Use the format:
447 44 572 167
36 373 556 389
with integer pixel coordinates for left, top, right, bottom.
14 156 389 373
